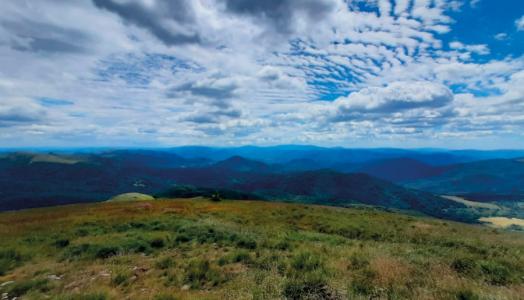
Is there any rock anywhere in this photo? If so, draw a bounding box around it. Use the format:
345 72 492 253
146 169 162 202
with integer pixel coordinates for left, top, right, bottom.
47 275 61 280
181 284 191 291
1 292 8 300
0 281 14 287
99 271 111 277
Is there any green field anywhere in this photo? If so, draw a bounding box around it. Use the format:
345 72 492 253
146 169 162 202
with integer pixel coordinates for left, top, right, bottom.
1 199 523 299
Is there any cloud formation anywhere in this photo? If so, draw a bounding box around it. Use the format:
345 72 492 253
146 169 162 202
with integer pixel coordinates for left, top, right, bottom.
333 81 453 115
92 0 201 45
0 0 523 148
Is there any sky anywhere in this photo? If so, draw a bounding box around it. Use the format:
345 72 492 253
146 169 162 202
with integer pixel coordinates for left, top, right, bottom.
0 0 523 149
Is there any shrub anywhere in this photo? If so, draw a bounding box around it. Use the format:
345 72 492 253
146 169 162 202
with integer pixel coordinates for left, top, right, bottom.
95 246 120 259
456 289 480 300
62 243 91 260
480 261 513 285
210 192 222 202
290 251 322 272
350 268 377 296
54 238 70 248
8 278 50 297
236 237 257 249
150 238 166 249
184 259 224 289
112 271 131 286
0 248 26 275
451 257 477 276
348 253 369 270
175 234 191 243
122 239 151 254
156 256 175 270
219 250 252 266
283 272 332 300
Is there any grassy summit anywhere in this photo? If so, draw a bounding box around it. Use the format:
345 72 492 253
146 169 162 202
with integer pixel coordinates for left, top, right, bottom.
0 199 523 299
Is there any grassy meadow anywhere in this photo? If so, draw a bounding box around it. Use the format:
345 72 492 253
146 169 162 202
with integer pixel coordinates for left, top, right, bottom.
0 198 523 299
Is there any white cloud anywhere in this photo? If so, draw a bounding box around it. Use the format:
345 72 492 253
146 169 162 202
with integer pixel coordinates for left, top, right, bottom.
516 15 524 31
494 33 508 40
449 41 490 55
332 81 453 115
0 0 522 147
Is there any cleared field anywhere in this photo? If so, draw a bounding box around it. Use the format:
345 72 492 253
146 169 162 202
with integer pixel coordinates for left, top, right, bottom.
441 195 500 210
107 193 155 202
479 217 524 228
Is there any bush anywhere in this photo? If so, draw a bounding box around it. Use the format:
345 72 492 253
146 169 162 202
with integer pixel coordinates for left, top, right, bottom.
480 261 513 285
156 256 175 270
122 239 151 254
8 278 50 297
219 250 252 266
184 259 224 289
175 234 191 243
210 192 222 202
54 238 70 248
350 268 377 296
0 248 27 275
348 253 369 270
95 246 120 259
283 273 332 300
290 251 322 272
150 238 165 249
236 237 257 249
456 289 480 300
112 271 131 286
451 257 477 276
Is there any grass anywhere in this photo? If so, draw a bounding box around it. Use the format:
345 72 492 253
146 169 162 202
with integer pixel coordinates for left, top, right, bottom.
0 198 523 299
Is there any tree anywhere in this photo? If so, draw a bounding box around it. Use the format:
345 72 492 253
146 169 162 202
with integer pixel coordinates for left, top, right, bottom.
210 191 222 202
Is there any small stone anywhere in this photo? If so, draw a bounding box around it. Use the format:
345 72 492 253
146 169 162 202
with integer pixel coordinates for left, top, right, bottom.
0 281 14 287
99 271 111 277
181 284 190 291
47 275 61 280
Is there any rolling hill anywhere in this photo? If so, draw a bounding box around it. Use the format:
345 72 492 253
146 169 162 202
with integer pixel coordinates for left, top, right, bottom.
3 150 524 223
353 157 449 182
405 158 524 202
0 199 522 299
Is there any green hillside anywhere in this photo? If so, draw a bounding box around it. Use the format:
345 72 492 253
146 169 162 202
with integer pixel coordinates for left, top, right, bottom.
1 199 523 299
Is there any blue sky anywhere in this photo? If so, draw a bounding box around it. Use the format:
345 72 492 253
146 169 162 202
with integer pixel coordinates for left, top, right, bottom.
0 0 523 149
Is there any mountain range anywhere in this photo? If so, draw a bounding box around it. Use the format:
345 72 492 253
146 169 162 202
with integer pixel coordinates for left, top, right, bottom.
1 147 523 223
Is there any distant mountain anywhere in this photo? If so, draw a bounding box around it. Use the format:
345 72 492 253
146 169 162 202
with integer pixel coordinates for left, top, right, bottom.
0 151 467 221
211 156 272 173
405 158 524 202
97 149 212 169
355 157 449 182
167 146 524 166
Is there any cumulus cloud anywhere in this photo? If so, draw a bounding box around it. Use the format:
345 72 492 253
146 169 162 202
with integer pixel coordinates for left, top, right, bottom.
0 101 46 128
221 0 336 35
449 41 490 55
494 33 508 41
1 19 91 54
516 15 524 31
0 0 523 147
331 81 453 120
92 0 201 45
